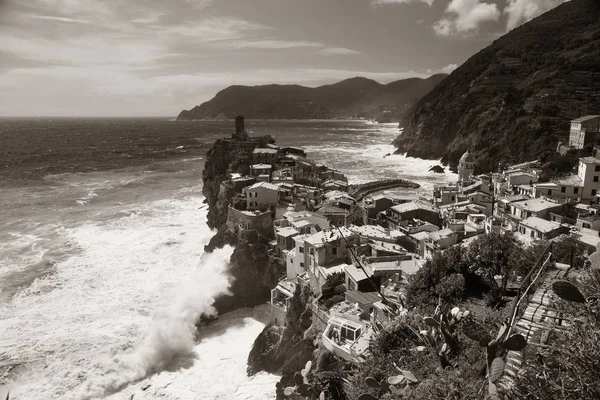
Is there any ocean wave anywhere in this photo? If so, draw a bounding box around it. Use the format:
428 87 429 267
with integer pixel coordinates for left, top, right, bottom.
74 246 234 400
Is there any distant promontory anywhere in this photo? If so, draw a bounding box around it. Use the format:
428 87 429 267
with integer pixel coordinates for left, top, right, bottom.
177 75 446 122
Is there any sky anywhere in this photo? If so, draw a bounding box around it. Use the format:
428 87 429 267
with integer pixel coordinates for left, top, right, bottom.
0 0 568 117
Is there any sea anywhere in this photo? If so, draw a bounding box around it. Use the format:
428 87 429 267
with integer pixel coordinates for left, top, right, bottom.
0 118 457 400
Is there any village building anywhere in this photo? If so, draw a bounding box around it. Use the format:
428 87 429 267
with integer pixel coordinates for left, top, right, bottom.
271 168 295 185
516 217 568 241
243 181 280 211
458 150 476 184
362 194 395 224
568 115 600 149
252 147 279 165
383 201 441 229
316 204 350 227
321 315 374 363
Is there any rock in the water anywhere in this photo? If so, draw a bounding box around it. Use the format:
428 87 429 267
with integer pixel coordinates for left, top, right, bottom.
429 165 445 173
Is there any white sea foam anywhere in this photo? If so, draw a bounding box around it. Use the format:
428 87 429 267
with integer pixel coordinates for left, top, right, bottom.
0 188 259 400
75 246 234 399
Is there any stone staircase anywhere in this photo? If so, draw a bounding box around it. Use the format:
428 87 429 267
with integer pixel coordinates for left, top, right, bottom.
497 263 573 391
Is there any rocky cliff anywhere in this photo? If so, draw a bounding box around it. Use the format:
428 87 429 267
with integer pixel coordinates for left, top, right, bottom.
393 0 600 172
247 285 316 397
178 75 446 123
202 136 284 314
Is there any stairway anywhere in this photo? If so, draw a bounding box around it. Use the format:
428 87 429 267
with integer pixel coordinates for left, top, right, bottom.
497 263 573 391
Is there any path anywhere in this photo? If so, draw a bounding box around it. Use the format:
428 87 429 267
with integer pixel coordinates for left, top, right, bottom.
497 263 574 390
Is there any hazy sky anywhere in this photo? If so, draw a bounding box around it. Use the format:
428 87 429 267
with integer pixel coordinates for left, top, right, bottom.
0 0 567 117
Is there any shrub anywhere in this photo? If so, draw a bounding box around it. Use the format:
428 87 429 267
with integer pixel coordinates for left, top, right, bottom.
324 294 345 310
434 273 466 303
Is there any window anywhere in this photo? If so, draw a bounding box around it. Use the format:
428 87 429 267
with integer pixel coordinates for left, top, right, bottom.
300 262 304 268
530 231 535 238
594 190 598 197
595 166 600 172
595 176 599 183
299 246 304 253
548 189 552 196
561 186 566 193
574 187 579 194
451 196 455 201
584 223 591 229
332 247 337 255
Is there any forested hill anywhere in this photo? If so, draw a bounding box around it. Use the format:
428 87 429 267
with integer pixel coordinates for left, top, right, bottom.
393 0 600 172
177 74 446 122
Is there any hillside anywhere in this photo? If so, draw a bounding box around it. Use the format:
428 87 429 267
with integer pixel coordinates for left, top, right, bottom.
177 74 446 122
393 0 600 172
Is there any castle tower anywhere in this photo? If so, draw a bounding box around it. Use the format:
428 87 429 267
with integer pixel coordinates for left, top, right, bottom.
458 150 475 183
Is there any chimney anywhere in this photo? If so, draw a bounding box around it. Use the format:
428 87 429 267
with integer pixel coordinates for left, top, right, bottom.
235 115 245 134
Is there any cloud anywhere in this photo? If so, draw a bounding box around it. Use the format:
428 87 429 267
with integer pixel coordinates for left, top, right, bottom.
433 0 500 36
371 0 435 6
504 0 568 31
30 15 91 24
222 39 324 49
426 63 459 74
318 47 361 56
438 63 459 74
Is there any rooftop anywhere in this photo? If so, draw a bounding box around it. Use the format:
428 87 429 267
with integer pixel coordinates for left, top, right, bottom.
344 263 374 282
499 194 530 204
368 240 406 254
520 216 562 233
316 204 347 215
348 225 404 240
247 181 279 191
390 201 437 214
428 228 456 241
345 291 382 307
579 157 600 165
512 197 562 213
253 148 279 154
369 258 421 275
553 174 583 186
570 228 600 248
251 163 273 169
276 227 299 237
411 231 431 241
304 227 355 247
571 115 600 123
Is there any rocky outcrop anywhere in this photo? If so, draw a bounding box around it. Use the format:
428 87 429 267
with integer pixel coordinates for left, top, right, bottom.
247 285 317 397
177 75 446 123
393 0 600 172
202 134 285 314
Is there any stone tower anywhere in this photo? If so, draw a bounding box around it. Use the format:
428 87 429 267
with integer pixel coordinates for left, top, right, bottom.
458 150 475 183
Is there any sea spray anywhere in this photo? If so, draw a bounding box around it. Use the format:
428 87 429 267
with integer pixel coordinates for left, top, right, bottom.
75 245 234 399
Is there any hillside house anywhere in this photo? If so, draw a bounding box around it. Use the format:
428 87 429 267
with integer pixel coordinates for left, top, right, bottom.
283 210 330 231
385 201 441 229
363 194 395 224
517 217 567 241
316 204 349 227
243 181 280 211
568 115 600 149
253 148 279 165
508 197 564 221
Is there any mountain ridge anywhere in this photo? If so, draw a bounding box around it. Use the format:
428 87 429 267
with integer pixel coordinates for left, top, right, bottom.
393 0 600 172
177 74 447 122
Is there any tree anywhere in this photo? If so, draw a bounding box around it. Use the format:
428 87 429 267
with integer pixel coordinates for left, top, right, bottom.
466 232 525 306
